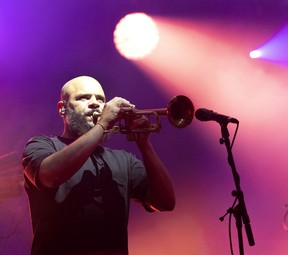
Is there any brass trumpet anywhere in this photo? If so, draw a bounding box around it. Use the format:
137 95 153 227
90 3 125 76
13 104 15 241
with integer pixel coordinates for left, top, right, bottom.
94 95 194 134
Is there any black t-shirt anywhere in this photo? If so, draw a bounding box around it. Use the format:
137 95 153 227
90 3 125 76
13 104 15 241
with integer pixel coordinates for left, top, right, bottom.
22 135 151 255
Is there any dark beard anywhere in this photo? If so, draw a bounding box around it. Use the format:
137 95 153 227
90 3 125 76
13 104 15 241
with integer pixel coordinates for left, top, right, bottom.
65 107 93 137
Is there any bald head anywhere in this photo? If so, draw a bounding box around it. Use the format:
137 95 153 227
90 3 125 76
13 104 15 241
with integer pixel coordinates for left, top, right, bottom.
58 76 106 138
61 76 104 102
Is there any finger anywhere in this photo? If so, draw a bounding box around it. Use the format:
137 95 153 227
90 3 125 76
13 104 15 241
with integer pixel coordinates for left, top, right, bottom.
114 97 135 108
130 118 150 129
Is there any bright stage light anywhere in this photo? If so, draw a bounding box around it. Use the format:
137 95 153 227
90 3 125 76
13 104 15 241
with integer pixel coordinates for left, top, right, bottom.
113 13 159 60
249 50 262 59
249 24 288 64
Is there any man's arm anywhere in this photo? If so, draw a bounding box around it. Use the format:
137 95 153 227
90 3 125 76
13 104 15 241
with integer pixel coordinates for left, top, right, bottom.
38 124 106 188
136 133 176 212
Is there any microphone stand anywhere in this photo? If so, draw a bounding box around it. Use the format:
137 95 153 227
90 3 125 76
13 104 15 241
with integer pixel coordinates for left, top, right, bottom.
219 123 255 255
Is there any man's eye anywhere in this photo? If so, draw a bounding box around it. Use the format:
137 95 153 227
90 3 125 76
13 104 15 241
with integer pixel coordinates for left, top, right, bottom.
79 95 90 100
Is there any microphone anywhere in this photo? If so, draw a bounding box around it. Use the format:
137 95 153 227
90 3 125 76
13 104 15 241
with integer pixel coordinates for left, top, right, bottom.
195 108 239 124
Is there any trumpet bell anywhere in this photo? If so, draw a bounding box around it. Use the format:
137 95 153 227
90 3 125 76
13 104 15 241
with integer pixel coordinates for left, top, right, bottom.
167 95 195 128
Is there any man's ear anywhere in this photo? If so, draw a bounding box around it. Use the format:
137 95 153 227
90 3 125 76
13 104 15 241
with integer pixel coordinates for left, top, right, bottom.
58 101 66 116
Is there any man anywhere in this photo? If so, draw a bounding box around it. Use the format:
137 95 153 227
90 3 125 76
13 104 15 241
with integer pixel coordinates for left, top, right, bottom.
22 76 175 255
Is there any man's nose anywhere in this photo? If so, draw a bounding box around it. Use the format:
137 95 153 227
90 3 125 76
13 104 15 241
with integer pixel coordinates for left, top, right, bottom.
88 96 100 108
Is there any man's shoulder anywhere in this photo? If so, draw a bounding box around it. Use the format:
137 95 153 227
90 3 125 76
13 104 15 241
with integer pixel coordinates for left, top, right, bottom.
25 135 54 146
25 135 64 151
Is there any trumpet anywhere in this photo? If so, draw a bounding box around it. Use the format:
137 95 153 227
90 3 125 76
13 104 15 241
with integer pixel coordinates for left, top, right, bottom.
93 95 194 134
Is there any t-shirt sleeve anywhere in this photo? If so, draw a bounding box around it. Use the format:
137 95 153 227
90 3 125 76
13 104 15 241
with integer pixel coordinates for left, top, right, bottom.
22 135 56 189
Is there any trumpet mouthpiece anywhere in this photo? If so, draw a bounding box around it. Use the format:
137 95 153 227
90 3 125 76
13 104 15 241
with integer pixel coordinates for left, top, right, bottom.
92 112 101 118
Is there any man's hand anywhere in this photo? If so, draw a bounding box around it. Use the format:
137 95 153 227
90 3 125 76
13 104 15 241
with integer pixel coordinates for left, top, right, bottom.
128 115 151 143
98 97 135 130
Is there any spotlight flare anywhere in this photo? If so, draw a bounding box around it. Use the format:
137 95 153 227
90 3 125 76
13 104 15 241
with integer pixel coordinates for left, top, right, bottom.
113 13 160 60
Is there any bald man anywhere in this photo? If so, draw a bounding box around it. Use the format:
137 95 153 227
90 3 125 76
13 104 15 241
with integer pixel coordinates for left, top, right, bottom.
22 76 175 255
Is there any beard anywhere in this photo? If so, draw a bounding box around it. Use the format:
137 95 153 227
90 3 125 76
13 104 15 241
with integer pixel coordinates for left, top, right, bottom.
64 107 110 142
65 107 94 137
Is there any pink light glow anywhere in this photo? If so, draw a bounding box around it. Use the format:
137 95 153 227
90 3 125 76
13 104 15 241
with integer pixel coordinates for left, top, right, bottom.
127 17 288 255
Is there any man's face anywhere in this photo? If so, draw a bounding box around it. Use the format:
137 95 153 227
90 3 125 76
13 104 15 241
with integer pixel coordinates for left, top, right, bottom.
63 79 105 137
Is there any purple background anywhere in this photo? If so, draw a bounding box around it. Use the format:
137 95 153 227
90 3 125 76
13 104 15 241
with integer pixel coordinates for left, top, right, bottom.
0 1 288 254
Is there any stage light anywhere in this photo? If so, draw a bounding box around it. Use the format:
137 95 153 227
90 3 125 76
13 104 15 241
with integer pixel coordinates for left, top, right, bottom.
113 13 159 60
249 49 262 59
249 24 288 64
